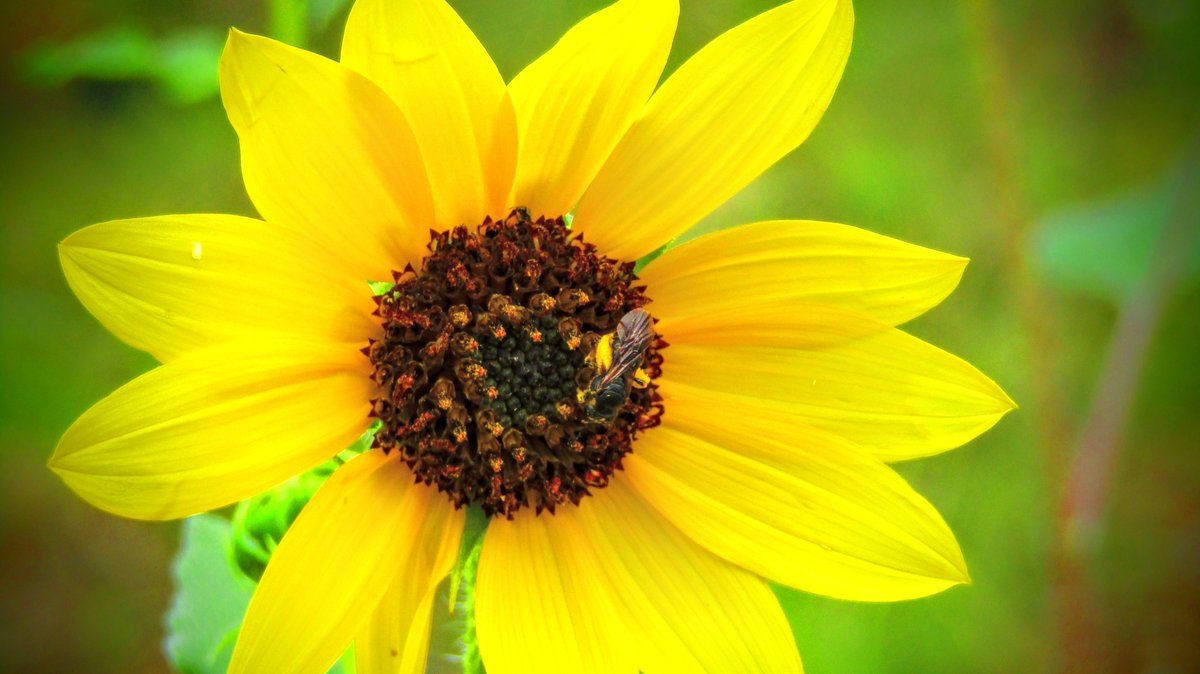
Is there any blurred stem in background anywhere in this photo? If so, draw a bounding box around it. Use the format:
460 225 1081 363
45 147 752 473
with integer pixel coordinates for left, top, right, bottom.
1056 140 1199 672
1063 138 1200 550
961 1 1199 671
959 0 1070 466
953 5 1073 663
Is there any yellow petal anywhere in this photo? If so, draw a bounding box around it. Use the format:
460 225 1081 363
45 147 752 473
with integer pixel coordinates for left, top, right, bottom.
220 29 434 280
657 300 894 351
627 423 968 601
59 214 378 362
49 340 373 520
659 327 1015 461
355 487 463 674
575 0 853 260
230 452 448 674
342 0 517 229
507 0 678 217
641 220 968 328
476 508 636 674
572 479 803 673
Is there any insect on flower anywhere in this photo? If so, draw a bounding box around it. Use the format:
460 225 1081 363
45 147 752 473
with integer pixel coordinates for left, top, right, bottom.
579 308 656 421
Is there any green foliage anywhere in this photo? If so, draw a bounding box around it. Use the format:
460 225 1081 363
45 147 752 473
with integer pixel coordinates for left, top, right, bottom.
230 423 378 581
446 507 488 620
455 541 486 674
268 0 309 48
164 423 376 673
367 280 397 296
268 0 354 47
451 509 488 674
167 504 360 674
164 514 255 674
19 25 224 104
230 487 298 582
206 445 486 674
634 240 671 273
1030 161 1200 303
310 0 355 31
428 509 488 674
16 0 355 105
229 460 338 582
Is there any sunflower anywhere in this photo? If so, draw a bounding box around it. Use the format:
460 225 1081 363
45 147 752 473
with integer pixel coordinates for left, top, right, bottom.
51 0 1014 672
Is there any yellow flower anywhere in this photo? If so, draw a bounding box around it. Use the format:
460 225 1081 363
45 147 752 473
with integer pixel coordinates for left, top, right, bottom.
51 0 1014 672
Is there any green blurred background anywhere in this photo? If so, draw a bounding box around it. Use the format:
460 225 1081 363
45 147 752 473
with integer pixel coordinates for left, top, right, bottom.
1 0 1198 672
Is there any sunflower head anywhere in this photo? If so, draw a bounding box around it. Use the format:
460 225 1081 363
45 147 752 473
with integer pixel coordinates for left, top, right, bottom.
49 1 1019 673
366 208 665 518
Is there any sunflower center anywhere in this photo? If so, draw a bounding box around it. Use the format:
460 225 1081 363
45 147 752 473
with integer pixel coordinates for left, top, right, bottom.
365 208 665 518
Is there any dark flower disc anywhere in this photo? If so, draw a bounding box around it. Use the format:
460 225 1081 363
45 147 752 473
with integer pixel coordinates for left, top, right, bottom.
365 208 665 518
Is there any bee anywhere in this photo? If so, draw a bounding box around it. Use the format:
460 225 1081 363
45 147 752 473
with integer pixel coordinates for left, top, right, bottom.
579 308 655 422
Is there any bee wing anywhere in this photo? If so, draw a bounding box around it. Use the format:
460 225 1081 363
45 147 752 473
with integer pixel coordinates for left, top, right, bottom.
615 308 654 350
594 348 640 389
596 309 655 389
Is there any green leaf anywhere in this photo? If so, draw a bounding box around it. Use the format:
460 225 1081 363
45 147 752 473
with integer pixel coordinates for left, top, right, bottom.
457 541 486 674
164 514 256 674
311 0 354 31
447 506 488 615
230 460 337 582
230 424 378 581
367 280 396 296
427 512 487 674
164 515 358 673
1030 164 1200 302
230 471 319 582
327 648 356 674
346 419 384 455
21 26 156 85
634 240 671 273
19 25 223 104
153 29 225 104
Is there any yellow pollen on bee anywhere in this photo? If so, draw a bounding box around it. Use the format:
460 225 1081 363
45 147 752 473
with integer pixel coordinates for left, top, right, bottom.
594 333 615 370
632 367 651 388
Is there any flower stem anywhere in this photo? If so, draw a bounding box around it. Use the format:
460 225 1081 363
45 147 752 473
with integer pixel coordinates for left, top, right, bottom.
1058 140 1199 671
